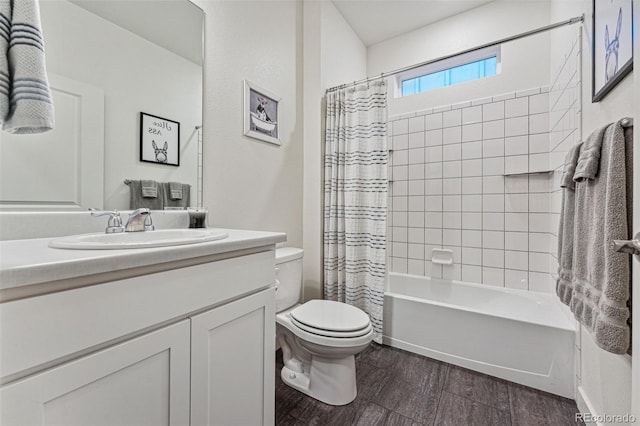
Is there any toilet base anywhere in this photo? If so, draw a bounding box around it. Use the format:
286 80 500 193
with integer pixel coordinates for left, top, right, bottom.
280 354 357 406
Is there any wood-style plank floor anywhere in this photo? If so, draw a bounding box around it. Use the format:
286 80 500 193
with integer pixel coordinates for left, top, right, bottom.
275 343 584 426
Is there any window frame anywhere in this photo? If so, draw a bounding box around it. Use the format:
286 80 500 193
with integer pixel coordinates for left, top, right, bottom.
394 45 502 97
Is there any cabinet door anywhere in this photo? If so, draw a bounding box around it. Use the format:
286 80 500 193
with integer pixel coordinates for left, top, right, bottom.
191 288 275 426
0 320 190 426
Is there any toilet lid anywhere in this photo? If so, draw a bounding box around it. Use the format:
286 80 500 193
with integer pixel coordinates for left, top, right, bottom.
290 300 371 332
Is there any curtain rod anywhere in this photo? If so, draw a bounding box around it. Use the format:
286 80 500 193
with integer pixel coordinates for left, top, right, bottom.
326 14 584 93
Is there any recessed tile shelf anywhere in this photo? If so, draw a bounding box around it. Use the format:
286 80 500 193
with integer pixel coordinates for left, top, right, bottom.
503 170 554 176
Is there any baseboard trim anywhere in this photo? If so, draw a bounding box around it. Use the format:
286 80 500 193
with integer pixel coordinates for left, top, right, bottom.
576 386 599 426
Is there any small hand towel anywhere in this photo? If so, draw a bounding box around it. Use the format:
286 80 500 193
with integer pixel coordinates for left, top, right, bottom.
169 182 183 200
162 182 190 208
568 121 632 354
1 0 55 134
141 180 158 198
128 180 163 210
573 123 610 182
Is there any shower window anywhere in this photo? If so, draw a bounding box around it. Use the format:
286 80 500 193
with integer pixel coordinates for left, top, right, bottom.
396 45 501 97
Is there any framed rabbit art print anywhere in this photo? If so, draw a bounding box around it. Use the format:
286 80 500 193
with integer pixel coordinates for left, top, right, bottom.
140 112 180 166
592 0 633 102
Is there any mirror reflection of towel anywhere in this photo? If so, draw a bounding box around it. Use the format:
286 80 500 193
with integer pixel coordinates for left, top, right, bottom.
141 180 158 198
162 182 190 208
128 180 163 210
169 182 183 200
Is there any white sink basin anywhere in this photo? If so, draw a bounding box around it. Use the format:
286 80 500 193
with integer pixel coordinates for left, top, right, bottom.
49 229 229 250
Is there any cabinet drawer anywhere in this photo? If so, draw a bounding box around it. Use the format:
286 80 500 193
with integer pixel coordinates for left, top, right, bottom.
1 250 274 381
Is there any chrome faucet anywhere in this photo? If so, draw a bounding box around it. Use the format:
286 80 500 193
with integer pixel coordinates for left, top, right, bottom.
90 209 125 234
125 208 155 232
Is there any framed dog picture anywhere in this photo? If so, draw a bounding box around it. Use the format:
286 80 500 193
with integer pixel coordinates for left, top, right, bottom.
140 112 180 166
592 0 633 102
243 80 281 145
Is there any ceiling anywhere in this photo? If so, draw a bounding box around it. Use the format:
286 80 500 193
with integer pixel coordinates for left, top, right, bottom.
69 0 494 61
331 0 495 46
69 0 204 65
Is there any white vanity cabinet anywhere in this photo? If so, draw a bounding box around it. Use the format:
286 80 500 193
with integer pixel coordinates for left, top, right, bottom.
191 288 275 426
0 247 278 426
0 320 192 425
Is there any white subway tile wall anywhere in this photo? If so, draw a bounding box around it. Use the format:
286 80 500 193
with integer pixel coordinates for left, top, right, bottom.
388 86 557 293
548 30 581 305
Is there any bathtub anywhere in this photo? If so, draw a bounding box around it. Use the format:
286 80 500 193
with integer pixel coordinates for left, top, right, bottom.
383 272 576 398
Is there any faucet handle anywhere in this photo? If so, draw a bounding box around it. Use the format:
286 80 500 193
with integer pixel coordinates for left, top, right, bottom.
91 210 125 234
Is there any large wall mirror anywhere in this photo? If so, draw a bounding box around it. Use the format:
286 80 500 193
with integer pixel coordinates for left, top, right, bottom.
0 0 204 211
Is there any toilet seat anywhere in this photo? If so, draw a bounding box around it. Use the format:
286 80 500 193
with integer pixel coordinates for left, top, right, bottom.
290 316 372 338
290 300 371 332
276 304 373 349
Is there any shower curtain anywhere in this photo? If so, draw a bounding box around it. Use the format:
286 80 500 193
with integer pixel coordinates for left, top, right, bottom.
323 80 388 343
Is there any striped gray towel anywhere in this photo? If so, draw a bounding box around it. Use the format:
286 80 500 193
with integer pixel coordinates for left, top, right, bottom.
0 1 10 123
141 180 158 198
169 182 183 200
0 0 54 134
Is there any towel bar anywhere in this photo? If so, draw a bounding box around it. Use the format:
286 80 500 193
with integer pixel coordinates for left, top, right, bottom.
621 117 633 128
613 232 640 253
123 179 132 185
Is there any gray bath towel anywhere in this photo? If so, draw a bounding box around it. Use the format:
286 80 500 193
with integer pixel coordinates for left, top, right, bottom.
567 121 632 354
573 123 609 182
556 142 582 305
128 180 163 210
1 0 54 134
162 182 190 208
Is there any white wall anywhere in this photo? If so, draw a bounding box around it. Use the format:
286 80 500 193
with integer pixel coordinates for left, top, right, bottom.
40 1 202 210
302 0 367 300
320 2 367 90
194 0 303 248
546 24 582 402
549 0 634 420
367 0 551 117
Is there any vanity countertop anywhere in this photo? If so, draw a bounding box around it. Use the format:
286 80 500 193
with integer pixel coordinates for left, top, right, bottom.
0 228 286 300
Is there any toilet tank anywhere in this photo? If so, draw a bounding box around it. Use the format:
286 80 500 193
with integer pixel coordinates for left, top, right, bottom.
275 247 303 312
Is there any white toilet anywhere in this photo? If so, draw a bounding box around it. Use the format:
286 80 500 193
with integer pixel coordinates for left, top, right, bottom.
275 247 373 406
